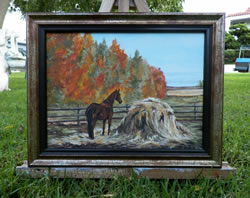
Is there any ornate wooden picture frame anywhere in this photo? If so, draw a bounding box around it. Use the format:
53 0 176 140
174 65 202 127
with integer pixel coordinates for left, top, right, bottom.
27 13 225 168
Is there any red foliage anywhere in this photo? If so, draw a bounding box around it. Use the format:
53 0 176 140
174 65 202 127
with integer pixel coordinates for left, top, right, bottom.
97 55 104 68
96 72 105 87
148 66 167 98
47 33 86 102
47 33 167 105
110 39 128 70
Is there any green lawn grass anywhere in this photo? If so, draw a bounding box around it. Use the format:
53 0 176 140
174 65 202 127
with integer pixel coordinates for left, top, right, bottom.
0 72 249 197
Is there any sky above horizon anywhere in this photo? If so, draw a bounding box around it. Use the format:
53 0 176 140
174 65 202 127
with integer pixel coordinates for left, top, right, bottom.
92 33 205 87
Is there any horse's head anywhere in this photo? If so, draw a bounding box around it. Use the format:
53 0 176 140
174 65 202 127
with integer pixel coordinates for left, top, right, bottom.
115 89 122 104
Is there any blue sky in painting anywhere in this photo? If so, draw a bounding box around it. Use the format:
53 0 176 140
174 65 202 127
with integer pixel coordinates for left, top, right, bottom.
92 33 204 87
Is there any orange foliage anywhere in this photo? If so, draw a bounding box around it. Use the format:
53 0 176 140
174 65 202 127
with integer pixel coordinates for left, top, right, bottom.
105 83 121 99
47 33 167 105
47 33 86 102
110 39 128 70
142 79 157 98
96 72 105 87
97 55 104 68
148 66 167 98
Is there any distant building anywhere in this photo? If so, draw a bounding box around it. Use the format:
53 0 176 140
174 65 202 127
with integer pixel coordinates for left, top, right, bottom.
7 40 26 56
226 8 250 30
5 32 26 71
17 42 26 56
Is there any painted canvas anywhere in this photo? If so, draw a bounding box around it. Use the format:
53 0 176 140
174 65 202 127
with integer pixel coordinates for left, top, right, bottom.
46 32 204 151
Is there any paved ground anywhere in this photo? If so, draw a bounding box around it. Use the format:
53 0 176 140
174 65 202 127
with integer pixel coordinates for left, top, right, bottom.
224 64 239 73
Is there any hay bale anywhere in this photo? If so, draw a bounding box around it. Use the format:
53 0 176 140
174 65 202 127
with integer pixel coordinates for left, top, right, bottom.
116 98 192 147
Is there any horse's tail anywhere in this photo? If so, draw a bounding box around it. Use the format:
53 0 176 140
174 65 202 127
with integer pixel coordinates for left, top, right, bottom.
85 105 94 139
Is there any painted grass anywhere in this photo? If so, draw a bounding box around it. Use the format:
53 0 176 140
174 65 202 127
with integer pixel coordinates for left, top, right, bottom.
0 72 249 197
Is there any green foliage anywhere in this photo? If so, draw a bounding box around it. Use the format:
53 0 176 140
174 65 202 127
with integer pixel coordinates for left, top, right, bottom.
225 23 250 63
225 32 240 50
10 0 103 13
0 73 249 197
197 80 203 87
147 0 184 12
10 0 184 14
225 23 250 50
229 24 250 42
224 49 239 64
46 33 167 104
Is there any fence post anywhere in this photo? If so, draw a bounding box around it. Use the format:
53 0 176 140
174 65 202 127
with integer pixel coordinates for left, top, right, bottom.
77 105 80 126
194 103 197 120
126 104 130 113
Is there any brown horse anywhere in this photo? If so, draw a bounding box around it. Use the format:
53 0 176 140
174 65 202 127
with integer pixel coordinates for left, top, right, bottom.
85 89 122 139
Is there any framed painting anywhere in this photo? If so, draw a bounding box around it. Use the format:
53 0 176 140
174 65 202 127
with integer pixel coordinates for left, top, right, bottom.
27 13 225 167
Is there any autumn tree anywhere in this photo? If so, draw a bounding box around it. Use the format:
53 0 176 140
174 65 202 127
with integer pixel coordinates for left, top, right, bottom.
47 33 96 104
47 33 85 103
148 66 167 98
47 33 167 105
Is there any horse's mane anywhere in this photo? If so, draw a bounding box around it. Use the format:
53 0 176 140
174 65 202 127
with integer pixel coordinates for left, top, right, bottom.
103 90 119 104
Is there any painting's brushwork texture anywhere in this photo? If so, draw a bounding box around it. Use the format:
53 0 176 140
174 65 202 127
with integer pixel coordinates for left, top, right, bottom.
46 32 204 150
46 33 167 105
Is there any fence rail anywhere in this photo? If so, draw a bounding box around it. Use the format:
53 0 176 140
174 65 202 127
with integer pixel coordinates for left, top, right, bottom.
47 104 202 126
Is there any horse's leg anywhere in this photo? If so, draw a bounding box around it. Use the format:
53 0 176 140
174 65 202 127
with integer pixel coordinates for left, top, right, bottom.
108 115 112 136
86 107 94 139
91 119 97 139
102 120 106 136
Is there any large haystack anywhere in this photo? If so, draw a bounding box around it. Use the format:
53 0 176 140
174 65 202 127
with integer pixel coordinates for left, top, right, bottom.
116 98 193 147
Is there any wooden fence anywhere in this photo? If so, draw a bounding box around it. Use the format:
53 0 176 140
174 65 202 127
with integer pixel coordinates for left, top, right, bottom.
172 104 202 120
47 104 202 126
